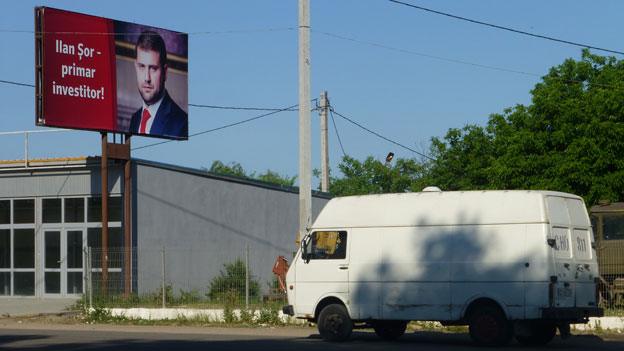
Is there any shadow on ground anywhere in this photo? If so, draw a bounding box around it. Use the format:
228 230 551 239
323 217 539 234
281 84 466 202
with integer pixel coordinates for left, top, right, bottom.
0 329 621 351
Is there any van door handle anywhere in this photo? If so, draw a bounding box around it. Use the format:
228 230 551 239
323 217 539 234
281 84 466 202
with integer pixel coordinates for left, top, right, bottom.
339 265 349 270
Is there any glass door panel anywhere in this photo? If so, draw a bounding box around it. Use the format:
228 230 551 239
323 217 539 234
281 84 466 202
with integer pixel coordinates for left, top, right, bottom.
44 230 61 294
66 230 83 294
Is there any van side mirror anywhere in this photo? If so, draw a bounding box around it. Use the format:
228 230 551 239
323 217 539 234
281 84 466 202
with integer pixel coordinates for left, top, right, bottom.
301 234 312 264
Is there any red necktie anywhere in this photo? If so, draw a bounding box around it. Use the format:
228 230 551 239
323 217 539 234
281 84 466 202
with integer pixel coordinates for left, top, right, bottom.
139 109 151 134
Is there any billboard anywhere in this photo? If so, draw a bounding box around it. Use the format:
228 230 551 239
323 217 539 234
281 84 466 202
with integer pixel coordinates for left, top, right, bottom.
35 7 188 140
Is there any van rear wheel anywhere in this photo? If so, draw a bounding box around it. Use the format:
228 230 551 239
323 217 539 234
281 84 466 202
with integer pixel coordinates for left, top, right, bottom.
317 304 353 342
373 320 408 340
468 305 513 346
515 322 556 346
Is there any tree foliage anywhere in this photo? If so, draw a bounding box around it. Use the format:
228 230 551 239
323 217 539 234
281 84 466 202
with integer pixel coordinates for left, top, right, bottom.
328 155 428 196
427 50 624 205
328 51 624 205
207 160 296 187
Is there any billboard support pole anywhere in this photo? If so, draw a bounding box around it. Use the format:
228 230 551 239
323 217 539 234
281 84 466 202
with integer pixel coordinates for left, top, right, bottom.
101 132 109 296
123 134 132 297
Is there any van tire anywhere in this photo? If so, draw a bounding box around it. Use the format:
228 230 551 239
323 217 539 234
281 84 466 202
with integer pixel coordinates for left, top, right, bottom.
468 305 513 346
373 320 408 340
515 322 556 346
317 304 353 342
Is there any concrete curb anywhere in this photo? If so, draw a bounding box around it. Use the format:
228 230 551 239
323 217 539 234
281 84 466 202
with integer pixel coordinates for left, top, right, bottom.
105 308 623 331
107 308 306 324
572 317 624 332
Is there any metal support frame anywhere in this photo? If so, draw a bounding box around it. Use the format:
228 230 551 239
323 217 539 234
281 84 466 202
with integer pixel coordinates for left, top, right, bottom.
100 132 132 297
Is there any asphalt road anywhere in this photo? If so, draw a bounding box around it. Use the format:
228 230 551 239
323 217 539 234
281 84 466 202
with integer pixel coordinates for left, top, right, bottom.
1 323 623 351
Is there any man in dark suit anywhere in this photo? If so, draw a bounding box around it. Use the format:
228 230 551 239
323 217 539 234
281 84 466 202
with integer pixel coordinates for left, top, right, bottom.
130 30 187 139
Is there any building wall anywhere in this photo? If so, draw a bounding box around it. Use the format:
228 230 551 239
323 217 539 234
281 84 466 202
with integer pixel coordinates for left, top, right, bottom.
0 161 329 298
134 162 329 295
0 168 121 197
0 165 123 297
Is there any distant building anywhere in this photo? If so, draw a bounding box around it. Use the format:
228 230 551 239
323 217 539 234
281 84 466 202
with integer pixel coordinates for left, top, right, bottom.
0 157 329 298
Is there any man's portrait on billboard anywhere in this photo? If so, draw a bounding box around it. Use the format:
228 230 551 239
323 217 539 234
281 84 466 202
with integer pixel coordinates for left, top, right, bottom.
129 31 187 138
115 23 188 140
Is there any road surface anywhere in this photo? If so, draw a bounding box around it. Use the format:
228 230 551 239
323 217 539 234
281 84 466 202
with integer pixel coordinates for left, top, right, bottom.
0 322 623 350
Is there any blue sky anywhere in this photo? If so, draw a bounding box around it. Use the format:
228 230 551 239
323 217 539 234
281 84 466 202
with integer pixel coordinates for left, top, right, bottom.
1 0 623 185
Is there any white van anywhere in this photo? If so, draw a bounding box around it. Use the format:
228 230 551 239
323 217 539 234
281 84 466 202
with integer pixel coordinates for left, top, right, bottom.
283 190 603 346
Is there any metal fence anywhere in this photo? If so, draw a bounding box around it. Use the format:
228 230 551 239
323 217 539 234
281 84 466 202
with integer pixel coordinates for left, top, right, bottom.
591 206 624 316
598 276 624 315
84 246 624 316
84 246 287 310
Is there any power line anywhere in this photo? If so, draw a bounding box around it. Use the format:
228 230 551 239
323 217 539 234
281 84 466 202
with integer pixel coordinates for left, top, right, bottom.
0 79 302 112
329 108 347 158
189 103 297 112
330 108 435 161
0 27 296 36
0 79 35 88
388 0 624 56
314 30 538 77
315 30 624 91
132 103 303 151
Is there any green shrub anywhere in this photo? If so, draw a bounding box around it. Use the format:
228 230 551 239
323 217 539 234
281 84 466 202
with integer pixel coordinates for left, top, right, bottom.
257 307 282 326
207 258 260 305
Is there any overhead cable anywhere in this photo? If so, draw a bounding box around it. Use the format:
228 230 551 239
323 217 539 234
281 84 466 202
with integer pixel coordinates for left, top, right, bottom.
330 108 435 161
314 30 624 91
0 27 296 36
0 78 302 112
132 103 302 151
314 30 538 77
329 108 347 158
388 0 624 55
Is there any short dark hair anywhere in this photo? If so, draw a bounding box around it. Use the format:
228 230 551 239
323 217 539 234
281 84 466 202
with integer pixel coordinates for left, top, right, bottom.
135 30 167 67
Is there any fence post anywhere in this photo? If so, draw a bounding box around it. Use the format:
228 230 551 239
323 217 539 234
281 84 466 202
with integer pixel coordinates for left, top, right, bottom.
245 244 249 310
161 247 166 309
88 246 93 310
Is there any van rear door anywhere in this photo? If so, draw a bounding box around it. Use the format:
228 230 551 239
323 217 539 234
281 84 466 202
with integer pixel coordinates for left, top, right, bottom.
546 196 597 308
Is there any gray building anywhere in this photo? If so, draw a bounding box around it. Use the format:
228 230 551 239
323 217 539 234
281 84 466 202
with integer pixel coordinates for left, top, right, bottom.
0 157 329 298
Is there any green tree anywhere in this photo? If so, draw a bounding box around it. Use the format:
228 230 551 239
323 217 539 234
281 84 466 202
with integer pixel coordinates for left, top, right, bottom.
207 160 247 178
207 160 296 187
329 155 428 196
427 50 624 205
256 170 296 187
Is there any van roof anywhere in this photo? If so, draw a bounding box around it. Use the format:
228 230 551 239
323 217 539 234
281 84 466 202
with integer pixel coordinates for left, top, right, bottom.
312 190 583 229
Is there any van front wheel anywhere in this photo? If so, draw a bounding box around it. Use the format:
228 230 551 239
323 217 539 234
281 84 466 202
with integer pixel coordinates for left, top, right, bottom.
317 304 353 342
373 320 408 340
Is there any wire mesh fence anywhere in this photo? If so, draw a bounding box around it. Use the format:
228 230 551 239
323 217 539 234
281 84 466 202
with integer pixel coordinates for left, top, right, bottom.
84 245 287 310
83 244 624 317
591 206 624 316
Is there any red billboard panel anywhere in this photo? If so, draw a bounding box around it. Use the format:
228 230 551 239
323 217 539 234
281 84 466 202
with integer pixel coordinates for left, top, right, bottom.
35 7 188 140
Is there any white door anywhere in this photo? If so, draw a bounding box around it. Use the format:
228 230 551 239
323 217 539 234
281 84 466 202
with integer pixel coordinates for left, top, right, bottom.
295 231 349 317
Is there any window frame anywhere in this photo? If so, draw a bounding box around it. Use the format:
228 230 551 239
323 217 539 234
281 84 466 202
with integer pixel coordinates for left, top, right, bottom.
304 230 348 261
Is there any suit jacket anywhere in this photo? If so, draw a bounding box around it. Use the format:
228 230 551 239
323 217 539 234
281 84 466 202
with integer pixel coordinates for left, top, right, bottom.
130 91 188 139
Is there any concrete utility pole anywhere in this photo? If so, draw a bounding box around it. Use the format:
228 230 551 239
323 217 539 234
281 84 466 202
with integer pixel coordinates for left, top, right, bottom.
320 91 329 192
298 0 311 246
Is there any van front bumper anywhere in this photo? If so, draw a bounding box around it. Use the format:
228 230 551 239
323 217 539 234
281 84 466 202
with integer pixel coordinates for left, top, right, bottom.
541 307 603 322
282 305 294 316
